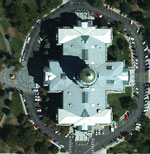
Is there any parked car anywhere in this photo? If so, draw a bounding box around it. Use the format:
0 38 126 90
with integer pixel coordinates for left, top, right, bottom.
37 19 41 25
34 124 39 130
35 95 40 99
36 107 42 112
125 114 128 120
130 20 133 25
26 37 31 43
35 98 41 101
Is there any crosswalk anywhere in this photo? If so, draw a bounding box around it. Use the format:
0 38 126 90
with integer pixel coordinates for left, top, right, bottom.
69 136 72 153
91 138 95 154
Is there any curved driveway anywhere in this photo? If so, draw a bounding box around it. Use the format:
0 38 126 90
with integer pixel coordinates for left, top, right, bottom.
24 1 146 154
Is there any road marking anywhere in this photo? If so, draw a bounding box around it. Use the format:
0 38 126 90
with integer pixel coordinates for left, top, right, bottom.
69 136 72 153
84 141 98 154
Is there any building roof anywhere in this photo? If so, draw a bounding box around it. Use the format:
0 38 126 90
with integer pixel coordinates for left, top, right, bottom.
43 21 129 127
58 109 112 126
58 22 112 44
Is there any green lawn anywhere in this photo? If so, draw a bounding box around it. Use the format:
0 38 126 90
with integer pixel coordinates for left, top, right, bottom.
10 91 23 117
143 9 150 18
107 141 136 153
108 34 131 67
0 85 9 121
0 2 4 18
108 87 132 121
0 20 10 33
9 36 24 59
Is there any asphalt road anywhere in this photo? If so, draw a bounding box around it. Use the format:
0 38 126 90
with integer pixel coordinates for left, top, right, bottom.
23 0 146 153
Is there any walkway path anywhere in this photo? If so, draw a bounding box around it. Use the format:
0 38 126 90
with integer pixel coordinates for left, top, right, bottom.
0 24 12 55
0 114 7 127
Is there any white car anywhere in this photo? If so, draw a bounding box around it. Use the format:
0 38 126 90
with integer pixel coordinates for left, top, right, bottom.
26 37 31 43
29 119 35 124
59 144 64 148
65 134 70 138
33 88 39 92
35 98 41 101
55 130 59 134
114 122 117 128
144 46 149 52
130 20 133 25
36 108 42 112
35 96 40 99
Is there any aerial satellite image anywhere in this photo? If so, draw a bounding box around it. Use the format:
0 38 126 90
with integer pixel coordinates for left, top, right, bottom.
0 0 150 153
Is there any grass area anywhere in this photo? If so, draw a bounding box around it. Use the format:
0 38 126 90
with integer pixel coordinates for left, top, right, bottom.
10 91 23 117
0 2 4 19
9 36 24 59
143 9 150 18
0 85 9 121
108 34 131 67
108 87 132 121
0 20 10 33
107 141 136 153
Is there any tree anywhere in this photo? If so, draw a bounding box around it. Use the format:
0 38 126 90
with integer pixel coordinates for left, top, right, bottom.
127 0 137 5
130 11 144 23
113 114 119 121
34 141 49 154
119 96 138 111
17 129 36 148
0 89 5 96
117 38 129 50
88 0 104 9
120 2 131 15
0 125 19 146
138 0 150 10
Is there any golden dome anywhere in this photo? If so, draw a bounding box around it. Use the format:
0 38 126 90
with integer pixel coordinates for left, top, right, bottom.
80 67 96 83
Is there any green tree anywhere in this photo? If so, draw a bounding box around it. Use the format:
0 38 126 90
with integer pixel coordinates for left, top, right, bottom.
117 38 129 50
34 141 49 154
130 11 144 23
119 96 137 111
127 0 137 5
88 0 104 9
138 0 150 10
120 2 131 14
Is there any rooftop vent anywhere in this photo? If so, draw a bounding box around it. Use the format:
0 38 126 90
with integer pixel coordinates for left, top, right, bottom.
91 103 95 107
82 49 88 60
90 87 95 91
106 65 113 70
91 61 95 65
68 92 71 95
61 73 66 79
107 80 114 84
69 103 72 107
82 92 88 103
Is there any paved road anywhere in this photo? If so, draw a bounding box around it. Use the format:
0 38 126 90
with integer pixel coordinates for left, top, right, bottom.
23 0 146 153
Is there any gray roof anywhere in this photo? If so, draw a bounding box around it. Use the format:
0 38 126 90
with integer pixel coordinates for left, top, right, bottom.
45 27 128 117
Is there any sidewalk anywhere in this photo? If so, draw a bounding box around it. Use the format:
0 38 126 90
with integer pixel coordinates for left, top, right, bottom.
0 114 7 128
0 24 12 55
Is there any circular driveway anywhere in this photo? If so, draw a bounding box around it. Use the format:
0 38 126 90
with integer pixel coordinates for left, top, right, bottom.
23 1 146 154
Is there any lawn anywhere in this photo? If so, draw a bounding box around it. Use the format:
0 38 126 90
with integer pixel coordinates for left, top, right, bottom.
108 87 132 121
9 36 24 59
0 2 4 18
0 84 9 121
108 34 132 67
107 141 136 153
143 9 150 18
10 91 23 117
0 20 10 33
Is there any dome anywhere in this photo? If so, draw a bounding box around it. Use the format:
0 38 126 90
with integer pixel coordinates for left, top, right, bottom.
80 67 96 83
